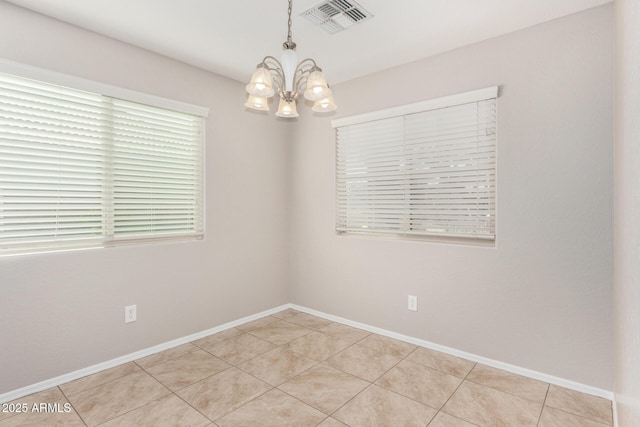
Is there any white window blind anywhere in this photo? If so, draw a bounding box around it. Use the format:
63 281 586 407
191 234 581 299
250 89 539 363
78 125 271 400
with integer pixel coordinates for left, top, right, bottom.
0 70 206 255
333 87 497 240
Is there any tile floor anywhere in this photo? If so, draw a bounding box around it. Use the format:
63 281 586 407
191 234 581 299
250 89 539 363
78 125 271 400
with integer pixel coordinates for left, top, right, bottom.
0 309 613 427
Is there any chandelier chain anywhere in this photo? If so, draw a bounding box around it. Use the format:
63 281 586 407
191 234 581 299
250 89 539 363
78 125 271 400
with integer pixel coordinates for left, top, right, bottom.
287 0 293 44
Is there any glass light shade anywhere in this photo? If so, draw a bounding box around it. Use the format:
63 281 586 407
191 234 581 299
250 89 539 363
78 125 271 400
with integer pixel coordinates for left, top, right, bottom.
312 95 337 112
281 49 298 93
245 67 275 98
275 98 299 118
244 94 269 111
304 70 331 101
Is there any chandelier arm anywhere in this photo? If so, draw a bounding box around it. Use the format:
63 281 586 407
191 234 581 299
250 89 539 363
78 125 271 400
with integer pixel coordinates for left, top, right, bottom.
296 58 318 70
261 56 286 93
292 69 308 94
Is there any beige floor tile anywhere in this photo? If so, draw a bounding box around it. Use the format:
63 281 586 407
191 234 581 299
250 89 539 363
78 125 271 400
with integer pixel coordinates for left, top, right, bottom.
442 381 542 427
334 385 437 427
99 394 210 427
285 331 351 362
216 389 326 427
539 405 611 427
545 385 612 425
318 323 370 344
285 313 332 330
60 362 141 396
203 333 277 365
466 364 549 403
406 347 475 378
136 343 200 369
192 328 245 349
271 308 301 320
236 316 279 332
359 334 417 358
238 347 317 386
68 370 170 426
247 320 312 345
326 342 400 382
279 364 369 414
317 417 347 426
145 350 229 391
376 360 461 409
0 403 85 427
0 388 66 422
428 411 478 426
177 367 272 421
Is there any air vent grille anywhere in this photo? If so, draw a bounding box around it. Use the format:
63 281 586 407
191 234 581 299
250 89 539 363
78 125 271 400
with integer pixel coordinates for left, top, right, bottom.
301 0 373 34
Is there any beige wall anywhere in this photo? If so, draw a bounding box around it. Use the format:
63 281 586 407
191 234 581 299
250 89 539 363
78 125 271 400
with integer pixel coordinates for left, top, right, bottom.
0 1 617 396
0 2 289 394
614 0 640 424
289 5 614 390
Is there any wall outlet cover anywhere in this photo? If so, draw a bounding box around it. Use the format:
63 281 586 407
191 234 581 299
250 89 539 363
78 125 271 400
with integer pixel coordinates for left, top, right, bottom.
408 295 418 311
125 305 137 323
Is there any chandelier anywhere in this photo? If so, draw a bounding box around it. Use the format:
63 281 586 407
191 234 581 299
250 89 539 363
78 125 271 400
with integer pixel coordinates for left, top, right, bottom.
244 0 337 118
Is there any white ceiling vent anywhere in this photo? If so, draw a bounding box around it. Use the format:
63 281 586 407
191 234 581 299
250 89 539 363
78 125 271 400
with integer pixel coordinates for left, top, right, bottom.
301 0 373 34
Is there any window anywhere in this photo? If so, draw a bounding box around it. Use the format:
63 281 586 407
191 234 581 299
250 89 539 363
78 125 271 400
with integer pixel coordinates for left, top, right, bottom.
0 62 207 255
333 87 497 241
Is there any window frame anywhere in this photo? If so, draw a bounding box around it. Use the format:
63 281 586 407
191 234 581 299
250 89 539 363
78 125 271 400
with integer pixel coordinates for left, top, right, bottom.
332 86 498 244
0 59 209 256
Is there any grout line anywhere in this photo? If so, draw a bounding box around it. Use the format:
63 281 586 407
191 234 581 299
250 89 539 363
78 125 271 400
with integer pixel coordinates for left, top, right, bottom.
539 405 613 427
362 340 474 413
193 371 273 424
190 330 246 351
536 384 551 426
171 390 215 424
328 382 374 420
326 338 424 419
437 362 476 416
195 336 277 367
274 382 329 417
91 392 174 427
150 322 348 424
59 362 143 398
140 349 273 424
57 386 89 427
427 411 483 427
463 368 551 406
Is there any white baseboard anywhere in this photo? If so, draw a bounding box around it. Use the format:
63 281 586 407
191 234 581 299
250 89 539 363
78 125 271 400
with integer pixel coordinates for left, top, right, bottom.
2 302 614 405
612 394 619 427
290 304 615 401
0 304 289 403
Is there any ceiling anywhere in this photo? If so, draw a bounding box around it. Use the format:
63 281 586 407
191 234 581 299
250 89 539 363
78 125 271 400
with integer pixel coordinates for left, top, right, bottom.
6 0 611 85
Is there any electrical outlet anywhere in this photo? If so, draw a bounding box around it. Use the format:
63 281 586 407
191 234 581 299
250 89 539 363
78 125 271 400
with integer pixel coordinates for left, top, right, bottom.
125 305 137 323
408 295 418 311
